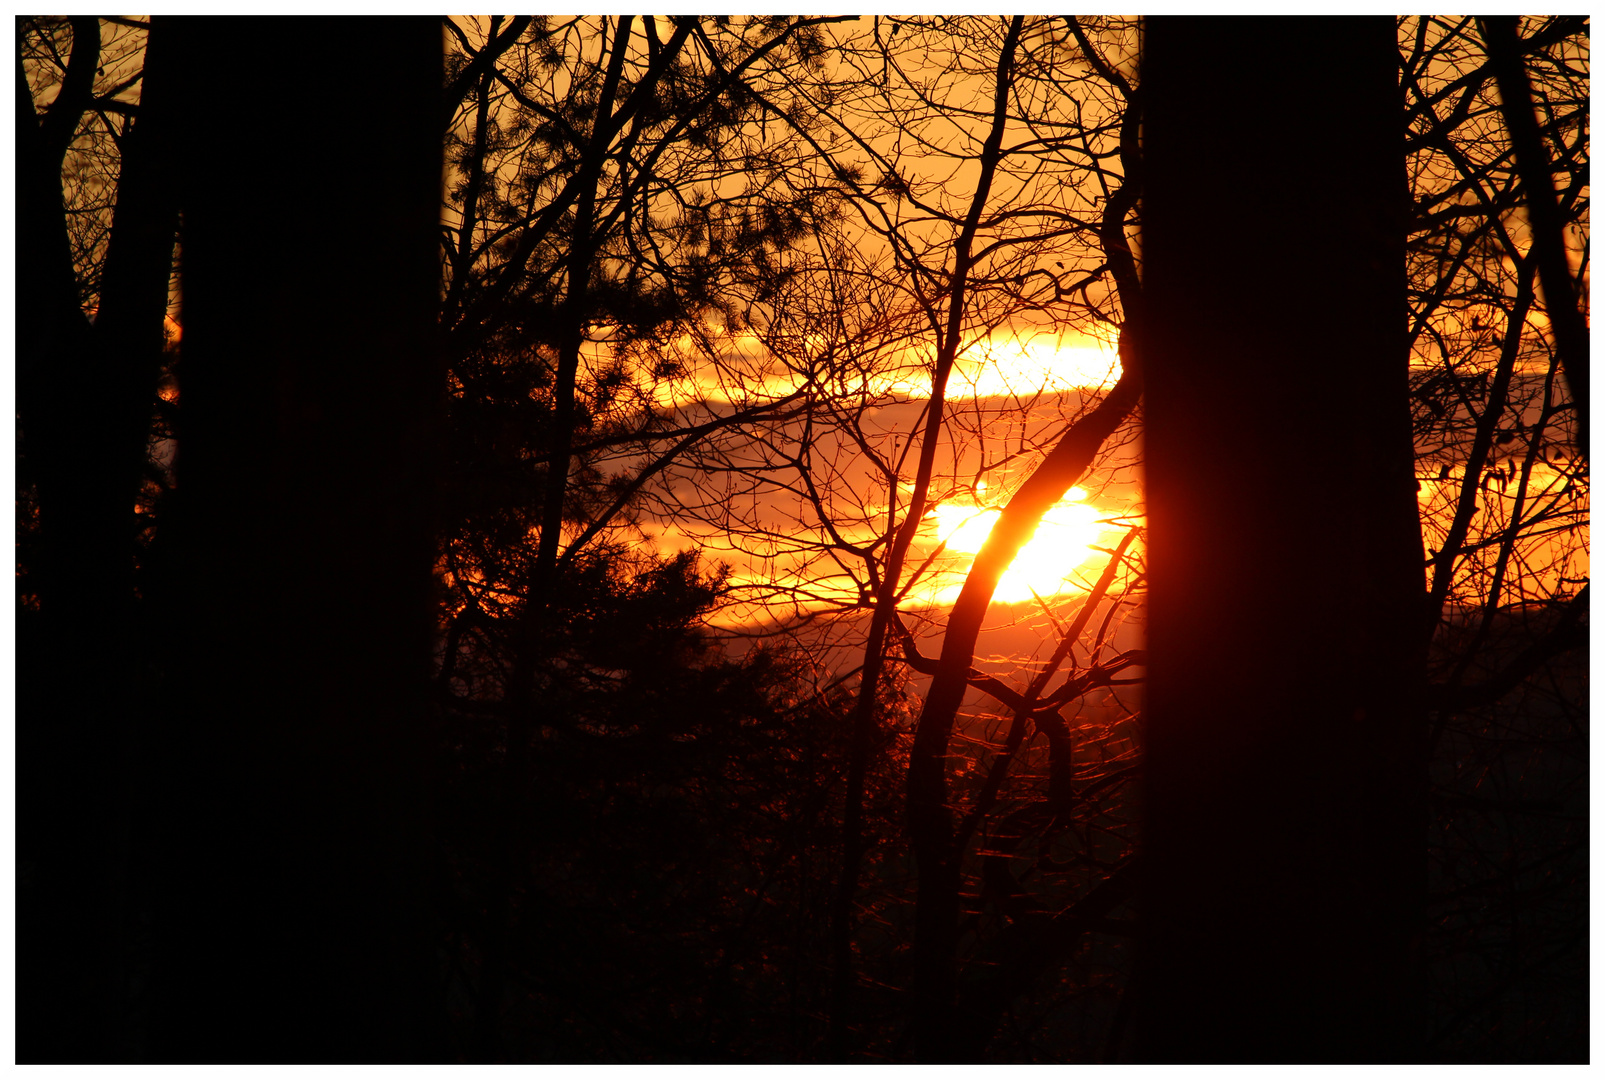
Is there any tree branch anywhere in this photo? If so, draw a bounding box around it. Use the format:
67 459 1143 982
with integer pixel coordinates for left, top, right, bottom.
1480 15 1590 454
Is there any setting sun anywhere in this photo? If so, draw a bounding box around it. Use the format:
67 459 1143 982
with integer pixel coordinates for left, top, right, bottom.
929 486 1112 603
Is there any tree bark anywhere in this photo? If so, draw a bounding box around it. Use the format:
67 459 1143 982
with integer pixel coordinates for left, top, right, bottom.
149 18 446 1060
1137 17 1425 1062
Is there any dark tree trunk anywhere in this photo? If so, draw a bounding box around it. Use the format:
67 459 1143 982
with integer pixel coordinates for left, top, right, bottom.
1137 17 1425 1062
147 18 446 1060
16 15 178 1060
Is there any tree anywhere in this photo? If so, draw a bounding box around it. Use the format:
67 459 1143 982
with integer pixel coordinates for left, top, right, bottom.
1137 17 1425 1060
1400 16 1588 1058
16 15 177 1059
136 18 445 1059
884 16 1587 1062
860 17 1144 1059
1480 16 1589 451
595 17 1149 1057
429 18 859 1055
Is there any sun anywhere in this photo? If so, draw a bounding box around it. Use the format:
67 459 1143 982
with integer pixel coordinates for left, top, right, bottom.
928 486 1111 603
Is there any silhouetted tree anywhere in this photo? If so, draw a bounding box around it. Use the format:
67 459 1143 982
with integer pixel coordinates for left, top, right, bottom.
1138 17 1424 1061
1479 16 1589 451
16 15 177 1059
883 16 1144 1060
429 18 857 1055
436 542 913 1059
1401 16 1588 1060
144 17 445 1060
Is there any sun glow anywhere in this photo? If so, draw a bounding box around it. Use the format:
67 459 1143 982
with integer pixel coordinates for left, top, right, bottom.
928 486 1113 603
954 338 1122 398
626 328 1122 407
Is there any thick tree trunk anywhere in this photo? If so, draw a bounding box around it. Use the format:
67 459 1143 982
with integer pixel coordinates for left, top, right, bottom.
16 16 178 1059
1137 17 1425 1062
148 18 445 1060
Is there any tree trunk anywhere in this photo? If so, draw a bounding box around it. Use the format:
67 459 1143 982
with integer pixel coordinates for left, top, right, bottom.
1137 17 1425 1062
16 16 178 1059
148 18 446 1060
